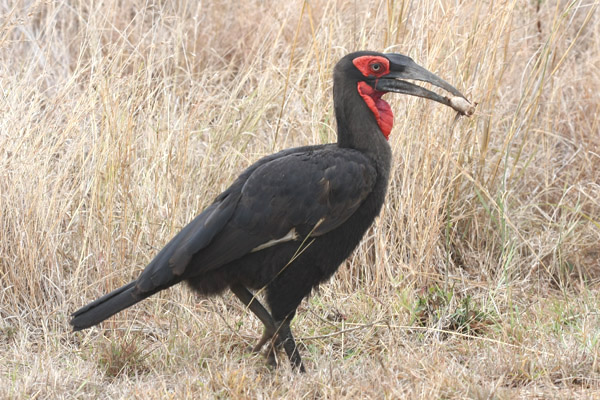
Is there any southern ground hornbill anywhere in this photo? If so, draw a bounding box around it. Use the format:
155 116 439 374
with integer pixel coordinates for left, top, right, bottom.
71 51 473 371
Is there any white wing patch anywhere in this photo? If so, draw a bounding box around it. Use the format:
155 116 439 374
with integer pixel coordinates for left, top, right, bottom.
251 229 299 253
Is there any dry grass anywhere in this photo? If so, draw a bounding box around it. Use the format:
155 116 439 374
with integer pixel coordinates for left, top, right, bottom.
1 0 600 398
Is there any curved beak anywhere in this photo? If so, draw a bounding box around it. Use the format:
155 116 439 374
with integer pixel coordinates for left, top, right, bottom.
371 53 473 115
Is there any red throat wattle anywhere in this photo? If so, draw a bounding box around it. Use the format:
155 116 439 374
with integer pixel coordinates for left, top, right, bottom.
356 82 393 140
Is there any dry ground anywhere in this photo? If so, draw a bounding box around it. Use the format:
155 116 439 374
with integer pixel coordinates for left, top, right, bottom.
1 0 600 398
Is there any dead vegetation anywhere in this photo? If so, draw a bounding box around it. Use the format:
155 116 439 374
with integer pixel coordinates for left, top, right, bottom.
1 0 599 398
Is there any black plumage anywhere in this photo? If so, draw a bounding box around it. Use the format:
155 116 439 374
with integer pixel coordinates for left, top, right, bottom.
71 51 470 371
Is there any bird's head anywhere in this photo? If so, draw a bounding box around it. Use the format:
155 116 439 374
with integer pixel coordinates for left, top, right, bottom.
334 51 473 140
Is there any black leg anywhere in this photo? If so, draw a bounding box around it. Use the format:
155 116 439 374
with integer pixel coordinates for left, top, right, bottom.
230 284 305 371
272 318 305 372
230 284 276 352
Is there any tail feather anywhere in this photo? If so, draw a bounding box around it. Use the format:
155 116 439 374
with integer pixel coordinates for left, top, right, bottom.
70 281 142 331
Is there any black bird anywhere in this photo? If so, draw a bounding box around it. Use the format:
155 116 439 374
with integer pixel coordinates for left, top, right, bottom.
71 51 472 371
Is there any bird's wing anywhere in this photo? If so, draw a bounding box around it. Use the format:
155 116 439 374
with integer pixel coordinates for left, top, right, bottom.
135 146 377 291
134 146 316 291
183 147 378 272
239 148 378 237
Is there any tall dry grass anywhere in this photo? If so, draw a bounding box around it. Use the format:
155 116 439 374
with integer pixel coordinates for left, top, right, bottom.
1 0 599 398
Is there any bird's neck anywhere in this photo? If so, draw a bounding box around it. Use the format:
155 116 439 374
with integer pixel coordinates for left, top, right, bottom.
334 83 392 175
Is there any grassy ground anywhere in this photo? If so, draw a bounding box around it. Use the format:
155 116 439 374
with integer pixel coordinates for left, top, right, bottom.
1 0 600 398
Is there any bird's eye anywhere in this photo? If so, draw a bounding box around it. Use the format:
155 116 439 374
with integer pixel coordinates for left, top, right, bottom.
370 63 382 72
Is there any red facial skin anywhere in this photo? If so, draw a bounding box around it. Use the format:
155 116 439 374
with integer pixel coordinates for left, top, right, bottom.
352 55 390 78
352 56 394 140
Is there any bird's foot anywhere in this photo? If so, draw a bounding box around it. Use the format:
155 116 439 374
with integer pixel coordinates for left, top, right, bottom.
252 325 276 353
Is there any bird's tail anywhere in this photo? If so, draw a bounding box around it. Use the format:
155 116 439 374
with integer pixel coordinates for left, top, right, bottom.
70 281 148 331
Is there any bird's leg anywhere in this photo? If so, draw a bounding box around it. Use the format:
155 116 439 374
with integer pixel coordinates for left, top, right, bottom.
269 317 305 372
230 284 305 371
229 284 277 353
